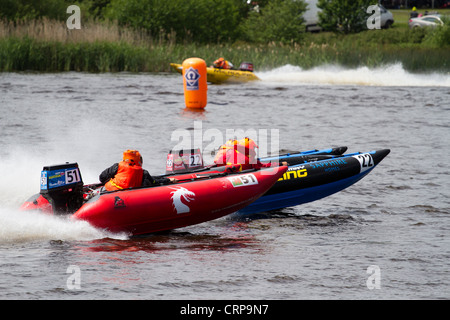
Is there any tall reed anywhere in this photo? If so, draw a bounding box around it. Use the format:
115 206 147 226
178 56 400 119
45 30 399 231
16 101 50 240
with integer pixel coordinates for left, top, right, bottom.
0 18 162 46
0 19 448 73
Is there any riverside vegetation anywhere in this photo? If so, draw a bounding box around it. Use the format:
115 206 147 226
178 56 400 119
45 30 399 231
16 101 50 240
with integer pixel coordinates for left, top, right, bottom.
0 0 449 73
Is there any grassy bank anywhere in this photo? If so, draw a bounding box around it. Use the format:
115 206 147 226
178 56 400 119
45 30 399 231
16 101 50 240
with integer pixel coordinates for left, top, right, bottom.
0 18 449 73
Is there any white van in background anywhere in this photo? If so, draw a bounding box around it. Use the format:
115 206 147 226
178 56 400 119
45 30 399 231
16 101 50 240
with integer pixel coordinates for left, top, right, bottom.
304 0 322 32
378 4 395 28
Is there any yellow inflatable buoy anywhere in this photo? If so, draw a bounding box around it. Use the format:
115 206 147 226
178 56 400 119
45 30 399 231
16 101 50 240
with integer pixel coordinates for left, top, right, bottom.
182 58 207 109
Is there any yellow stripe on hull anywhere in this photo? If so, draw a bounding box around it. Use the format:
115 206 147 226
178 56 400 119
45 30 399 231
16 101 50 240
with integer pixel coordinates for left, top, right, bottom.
170 63 259 84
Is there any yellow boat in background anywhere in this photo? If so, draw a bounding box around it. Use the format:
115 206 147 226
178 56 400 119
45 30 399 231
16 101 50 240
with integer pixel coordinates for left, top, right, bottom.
170 63 260 84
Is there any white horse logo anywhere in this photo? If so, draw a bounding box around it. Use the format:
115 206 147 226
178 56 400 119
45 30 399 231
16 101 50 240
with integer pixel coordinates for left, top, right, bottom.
169 187 196 214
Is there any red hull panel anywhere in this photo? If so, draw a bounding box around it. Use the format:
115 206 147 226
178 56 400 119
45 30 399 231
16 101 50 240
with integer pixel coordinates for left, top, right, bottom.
72 167 286 235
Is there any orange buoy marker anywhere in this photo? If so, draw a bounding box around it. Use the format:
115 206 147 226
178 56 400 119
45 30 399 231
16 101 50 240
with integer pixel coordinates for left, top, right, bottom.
182 58 207 109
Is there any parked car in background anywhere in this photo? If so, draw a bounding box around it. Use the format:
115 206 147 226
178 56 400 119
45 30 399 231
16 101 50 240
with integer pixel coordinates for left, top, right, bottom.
409 15 444 28
378 4 395 28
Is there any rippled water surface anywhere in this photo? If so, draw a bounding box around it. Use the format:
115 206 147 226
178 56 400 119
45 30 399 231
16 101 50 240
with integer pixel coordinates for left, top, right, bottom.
0 65 449 300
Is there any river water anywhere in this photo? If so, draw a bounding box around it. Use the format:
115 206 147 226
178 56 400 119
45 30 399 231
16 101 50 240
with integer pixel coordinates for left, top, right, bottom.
0 64 449 301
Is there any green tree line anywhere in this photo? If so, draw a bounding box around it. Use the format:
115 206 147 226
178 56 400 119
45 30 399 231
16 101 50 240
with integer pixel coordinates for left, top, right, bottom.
0 0 307 44
1 0 392 44
1 0 448 74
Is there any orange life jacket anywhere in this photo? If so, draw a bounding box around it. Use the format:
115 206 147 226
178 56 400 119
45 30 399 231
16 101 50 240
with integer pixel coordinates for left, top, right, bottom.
214 139 238 165
214 138 271 171
214 140 254 171
214 58 231 69
104 161 143 191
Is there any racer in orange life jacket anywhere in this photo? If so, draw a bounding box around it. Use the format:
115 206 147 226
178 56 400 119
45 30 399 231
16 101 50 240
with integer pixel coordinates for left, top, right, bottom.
100 150 175 191
213 139 238 166
234 137 272 171
214 138 276 172
213 57 234 70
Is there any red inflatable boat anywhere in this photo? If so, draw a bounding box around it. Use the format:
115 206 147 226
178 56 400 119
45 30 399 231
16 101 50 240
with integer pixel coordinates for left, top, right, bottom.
21 163 287 236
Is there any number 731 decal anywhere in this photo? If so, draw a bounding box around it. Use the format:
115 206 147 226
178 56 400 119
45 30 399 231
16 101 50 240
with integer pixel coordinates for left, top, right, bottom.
353 153 374 173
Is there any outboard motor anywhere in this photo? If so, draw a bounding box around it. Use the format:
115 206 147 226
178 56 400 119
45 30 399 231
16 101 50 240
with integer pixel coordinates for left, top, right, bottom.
239 62 254 72
40 162 84 214
166 148 204 174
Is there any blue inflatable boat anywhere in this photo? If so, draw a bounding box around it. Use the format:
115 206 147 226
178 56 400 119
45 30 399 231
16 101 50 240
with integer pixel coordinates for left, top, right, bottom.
236 147 390 216
164 146 390 217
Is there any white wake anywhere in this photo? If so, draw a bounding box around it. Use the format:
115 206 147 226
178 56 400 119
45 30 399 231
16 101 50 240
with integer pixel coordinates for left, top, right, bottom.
257 64 450 87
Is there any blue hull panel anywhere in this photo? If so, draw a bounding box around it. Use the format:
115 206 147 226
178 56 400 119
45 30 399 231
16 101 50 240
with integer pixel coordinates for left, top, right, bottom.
237 169 373 216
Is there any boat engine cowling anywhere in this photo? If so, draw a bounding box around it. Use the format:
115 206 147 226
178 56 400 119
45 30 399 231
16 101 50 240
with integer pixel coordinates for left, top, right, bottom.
239 62 254 72
39 162 84 214
166 148 204 174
